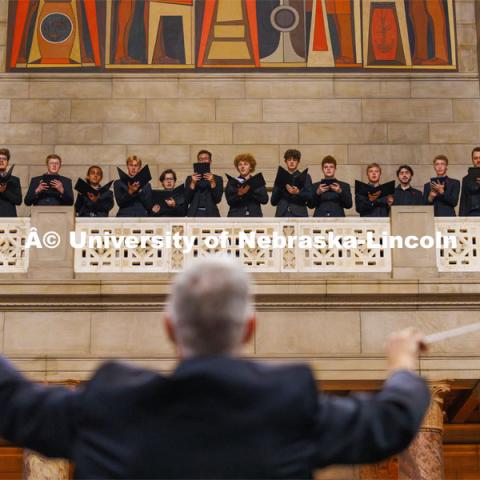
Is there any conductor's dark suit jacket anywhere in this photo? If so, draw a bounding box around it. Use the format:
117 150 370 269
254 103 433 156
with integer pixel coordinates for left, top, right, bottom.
271 171 312 217
0 355 430 479
185 175 223 217
422 177 460 217
24 175 74 206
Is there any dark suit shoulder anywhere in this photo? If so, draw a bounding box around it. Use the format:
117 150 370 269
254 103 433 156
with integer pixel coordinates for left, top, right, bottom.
88 361 164 389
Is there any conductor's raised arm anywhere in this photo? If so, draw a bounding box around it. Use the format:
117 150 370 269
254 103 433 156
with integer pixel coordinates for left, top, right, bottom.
0 259 433 479
0 357 78 459
311 329 430 467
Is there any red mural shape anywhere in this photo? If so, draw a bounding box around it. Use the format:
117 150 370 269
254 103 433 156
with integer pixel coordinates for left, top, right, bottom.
408 0 449 65
371 7 398 62
312 0 328 52
326 0 355 64
10 0 35 67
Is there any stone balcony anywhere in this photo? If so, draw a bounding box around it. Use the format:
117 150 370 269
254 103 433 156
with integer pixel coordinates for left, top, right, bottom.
0 205 479 276
0 205 478 386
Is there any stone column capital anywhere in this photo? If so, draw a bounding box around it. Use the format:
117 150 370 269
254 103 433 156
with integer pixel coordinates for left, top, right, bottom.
422 380 451 432
23 450 69 480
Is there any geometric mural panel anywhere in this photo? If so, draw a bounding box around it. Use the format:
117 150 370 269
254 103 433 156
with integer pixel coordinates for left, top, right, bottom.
7 0 457 71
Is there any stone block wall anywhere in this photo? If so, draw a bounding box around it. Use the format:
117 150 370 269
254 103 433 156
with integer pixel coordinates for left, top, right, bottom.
2 306 480 382
0 0 477 217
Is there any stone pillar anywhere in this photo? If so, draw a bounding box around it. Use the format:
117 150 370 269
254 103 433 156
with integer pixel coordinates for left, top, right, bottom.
359 458 398 479
28 206 75 280
399 382 451 480
390 205 436 280
23 450 69 480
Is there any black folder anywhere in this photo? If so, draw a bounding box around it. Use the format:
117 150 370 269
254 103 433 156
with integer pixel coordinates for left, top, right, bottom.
42 174 62 189
355 180 395 197
117 165 152 187
152 185 185 204
226 173 266 190
193 162 211 175
0 165 14 185
274 167 308 189
75 178 113 196
320 178 338 186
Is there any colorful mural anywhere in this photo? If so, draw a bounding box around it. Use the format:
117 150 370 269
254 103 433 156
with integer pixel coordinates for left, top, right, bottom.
7 0 457 71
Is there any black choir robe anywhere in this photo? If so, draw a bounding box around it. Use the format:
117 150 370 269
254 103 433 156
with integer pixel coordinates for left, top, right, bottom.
150 189 187 217
114 180 152 217
310 180 352 217
355 184 390 217
24 175 73 207
225 177 269 217
271 170 312 217
459 174 480 216
75 189 114 217
422 177 460 217
185 175 223 217
393 185 423 206
0 175 22 217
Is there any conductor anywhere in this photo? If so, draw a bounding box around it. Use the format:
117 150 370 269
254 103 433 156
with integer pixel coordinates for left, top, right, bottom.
0 257 430 479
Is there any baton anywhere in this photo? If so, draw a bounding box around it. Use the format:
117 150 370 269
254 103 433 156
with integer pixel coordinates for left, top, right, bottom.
424 321 480 344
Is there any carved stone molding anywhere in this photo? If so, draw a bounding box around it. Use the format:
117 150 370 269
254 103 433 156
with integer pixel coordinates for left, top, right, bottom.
0 218 30 273
3 293 480 312
74 218 392 273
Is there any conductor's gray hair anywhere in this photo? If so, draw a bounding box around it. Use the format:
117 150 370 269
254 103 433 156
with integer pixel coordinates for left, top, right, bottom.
167 256 253 357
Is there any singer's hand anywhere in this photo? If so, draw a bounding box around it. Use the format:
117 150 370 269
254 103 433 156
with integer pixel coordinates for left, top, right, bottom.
368 191 381 202
316 184 329 195
51 179 64 194
128 181 141 195
87 192 99 202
